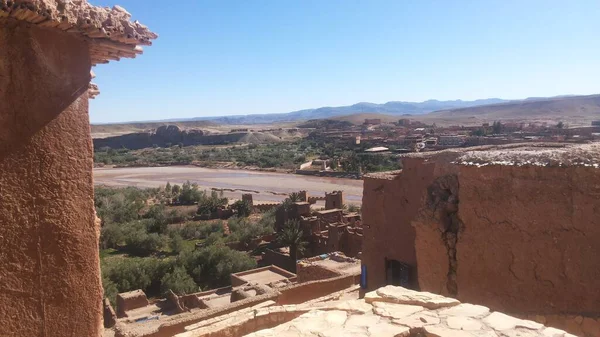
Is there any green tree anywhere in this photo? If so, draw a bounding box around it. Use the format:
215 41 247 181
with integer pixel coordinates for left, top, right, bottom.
492 121 504 134
231 200 252 217
102 274 120 307
124 229 167 256
100 223 124 249
143 204 168 234
177 181 203 205
179 245 257 289
276 219 306 266
160 266 199 295
557 121 564 129
197 190 228 216
165 182 172 194
169 233 187 254
347 204 361 213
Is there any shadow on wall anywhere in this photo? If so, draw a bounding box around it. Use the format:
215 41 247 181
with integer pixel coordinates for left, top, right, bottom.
0 20 90 157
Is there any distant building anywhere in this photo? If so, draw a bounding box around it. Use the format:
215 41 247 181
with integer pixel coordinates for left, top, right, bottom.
403 135 424 146
438 135 466 146
364 118 382 125
592 121 600 126
424 137 438 146
398 119 411 126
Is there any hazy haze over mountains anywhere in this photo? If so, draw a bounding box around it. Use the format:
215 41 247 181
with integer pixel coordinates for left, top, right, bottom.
183 98 509 124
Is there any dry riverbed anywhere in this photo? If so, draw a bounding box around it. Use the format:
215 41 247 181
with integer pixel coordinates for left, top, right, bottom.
94 166 364 205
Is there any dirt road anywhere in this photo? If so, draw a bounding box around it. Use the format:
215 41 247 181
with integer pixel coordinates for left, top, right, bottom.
94 166 364 205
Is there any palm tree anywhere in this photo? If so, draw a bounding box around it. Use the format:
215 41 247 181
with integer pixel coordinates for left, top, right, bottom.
277 219 307 268
287 192 303 203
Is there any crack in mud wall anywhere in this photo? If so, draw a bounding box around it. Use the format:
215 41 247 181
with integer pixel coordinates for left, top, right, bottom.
425 174 461 296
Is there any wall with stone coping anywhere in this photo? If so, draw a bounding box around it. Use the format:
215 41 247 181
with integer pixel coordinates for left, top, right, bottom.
363 153 600 337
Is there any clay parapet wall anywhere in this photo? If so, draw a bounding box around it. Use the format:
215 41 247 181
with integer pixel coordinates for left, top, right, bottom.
362 143 600 336
253 203 279 212
117 290 150 318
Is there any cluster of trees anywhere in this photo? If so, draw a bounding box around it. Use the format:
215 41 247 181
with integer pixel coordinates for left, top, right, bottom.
94 138 400 173
94 142 313 169
101 244 257 305
97 185 274 305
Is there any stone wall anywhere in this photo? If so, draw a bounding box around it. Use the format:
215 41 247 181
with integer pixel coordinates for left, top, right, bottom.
0 20 102 337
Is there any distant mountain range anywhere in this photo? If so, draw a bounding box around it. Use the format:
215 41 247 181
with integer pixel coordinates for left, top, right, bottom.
187 98 510 124
422 94 600 125
95 94 598 126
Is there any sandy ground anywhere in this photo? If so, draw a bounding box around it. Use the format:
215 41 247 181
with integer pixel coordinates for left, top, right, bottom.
93 166 364 205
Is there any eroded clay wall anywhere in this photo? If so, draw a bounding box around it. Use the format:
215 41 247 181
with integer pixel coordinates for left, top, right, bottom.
455 165 600 315
410 161 600 330
361 159 437 291
0 20 101 337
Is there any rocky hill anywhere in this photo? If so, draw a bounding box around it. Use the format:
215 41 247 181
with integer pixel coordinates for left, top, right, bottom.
93 125 291 150
420 94 600 126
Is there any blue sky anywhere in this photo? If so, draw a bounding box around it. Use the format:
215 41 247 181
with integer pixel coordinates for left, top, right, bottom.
90 0 600 123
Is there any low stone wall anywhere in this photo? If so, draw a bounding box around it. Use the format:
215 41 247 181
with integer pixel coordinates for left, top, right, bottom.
104 298 117 328
296 263 342 283
125 293 279 337
276 274 360 305
262 248 295 272
117 290 149 318
178 294 205 310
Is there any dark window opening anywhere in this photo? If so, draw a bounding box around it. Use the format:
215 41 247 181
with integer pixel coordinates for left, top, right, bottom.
385 259 412 288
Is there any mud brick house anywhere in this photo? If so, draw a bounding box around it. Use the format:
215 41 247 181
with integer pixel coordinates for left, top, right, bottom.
0 1 155 336
361 143 600 335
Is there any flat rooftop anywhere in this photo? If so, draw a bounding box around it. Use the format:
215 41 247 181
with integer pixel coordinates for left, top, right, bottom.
399 142 600 167
231 265 296 286
299 253 361 276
